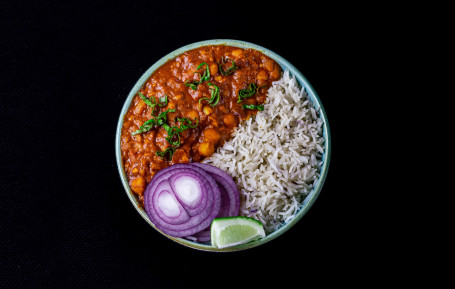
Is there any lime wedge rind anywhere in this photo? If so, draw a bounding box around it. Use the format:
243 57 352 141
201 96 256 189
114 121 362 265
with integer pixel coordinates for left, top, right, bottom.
211 216 266 249
216 234 263 249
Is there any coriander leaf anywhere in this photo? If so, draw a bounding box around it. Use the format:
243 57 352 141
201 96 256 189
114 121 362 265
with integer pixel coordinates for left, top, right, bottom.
197 62 210 82
242 104 264 111
130 108 175 136
199 82 220 107
218 59 238 76
157 108 175 121
207 82 220 107
185 63 211 90
156 147 176 160
185 80 198 90
158 95 168 107
199 97 210 106
237 83 257 103
138 92 156 107
176 117 199 130
131 118 157 135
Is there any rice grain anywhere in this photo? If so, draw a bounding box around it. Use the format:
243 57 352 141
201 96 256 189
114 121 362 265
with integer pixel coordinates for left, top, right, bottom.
204 71 325 233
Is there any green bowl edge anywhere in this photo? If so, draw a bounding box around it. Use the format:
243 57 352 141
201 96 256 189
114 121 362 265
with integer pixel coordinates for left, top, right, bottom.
115 39 332 252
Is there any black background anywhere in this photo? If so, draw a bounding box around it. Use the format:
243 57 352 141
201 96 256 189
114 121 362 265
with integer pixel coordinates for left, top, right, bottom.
1 1 403 288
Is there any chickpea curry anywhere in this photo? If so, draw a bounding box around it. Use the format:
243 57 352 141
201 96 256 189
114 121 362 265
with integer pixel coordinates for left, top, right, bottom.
120 45 282 205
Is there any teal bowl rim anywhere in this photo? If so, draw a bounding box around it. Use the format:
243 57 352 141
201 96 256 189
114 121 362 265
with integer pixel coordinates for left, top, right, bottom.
115 39 331 252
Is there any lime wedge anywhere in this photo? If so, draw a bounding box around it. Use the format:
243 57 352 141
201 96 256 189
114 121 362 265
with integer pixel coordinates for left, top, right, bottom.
211 216 266 249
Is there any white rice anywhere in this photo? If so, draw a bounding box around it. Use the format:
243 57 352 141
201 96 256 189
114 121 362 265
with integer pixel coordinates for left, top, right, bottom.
203 70 325 233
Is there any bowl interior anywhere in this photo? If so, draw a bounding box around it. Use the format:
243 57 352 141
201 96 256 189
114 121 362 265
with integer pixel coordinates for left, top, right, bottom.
115 39 331 252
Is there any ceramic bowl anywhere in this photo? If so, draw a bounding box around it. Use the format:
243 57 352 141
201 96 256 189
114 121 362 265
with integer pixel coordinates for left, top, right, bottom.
115 39 331 252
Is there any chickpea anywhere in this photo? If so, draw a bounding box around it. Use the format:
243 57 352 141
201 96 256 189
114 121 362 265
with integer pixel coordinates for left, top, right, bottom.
134 134 142 143
244 98 257 105
145 130 156 141
231 49 244 58
233 69 245 81
256 70 269 81
130 176 146 195
203 105 213 115
209 116 218 127
121 141 130 151
155 127 169 151
167 112 176 123
167 101 176 110
128 151 137 163
203 128 221 144
199 50 209 60
219 106 228 113
192 148 201 162
131 141 142 152
223 113 237 128
209 63 218 76
185 109 199 120
263 59 275 72
188 87 202 100
133 118 143 129
270 66 281 79
134 101 146 115
215 75 223 82
172 149 189 164
174 94 183 100
150 158 164 170
199 142 215 156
